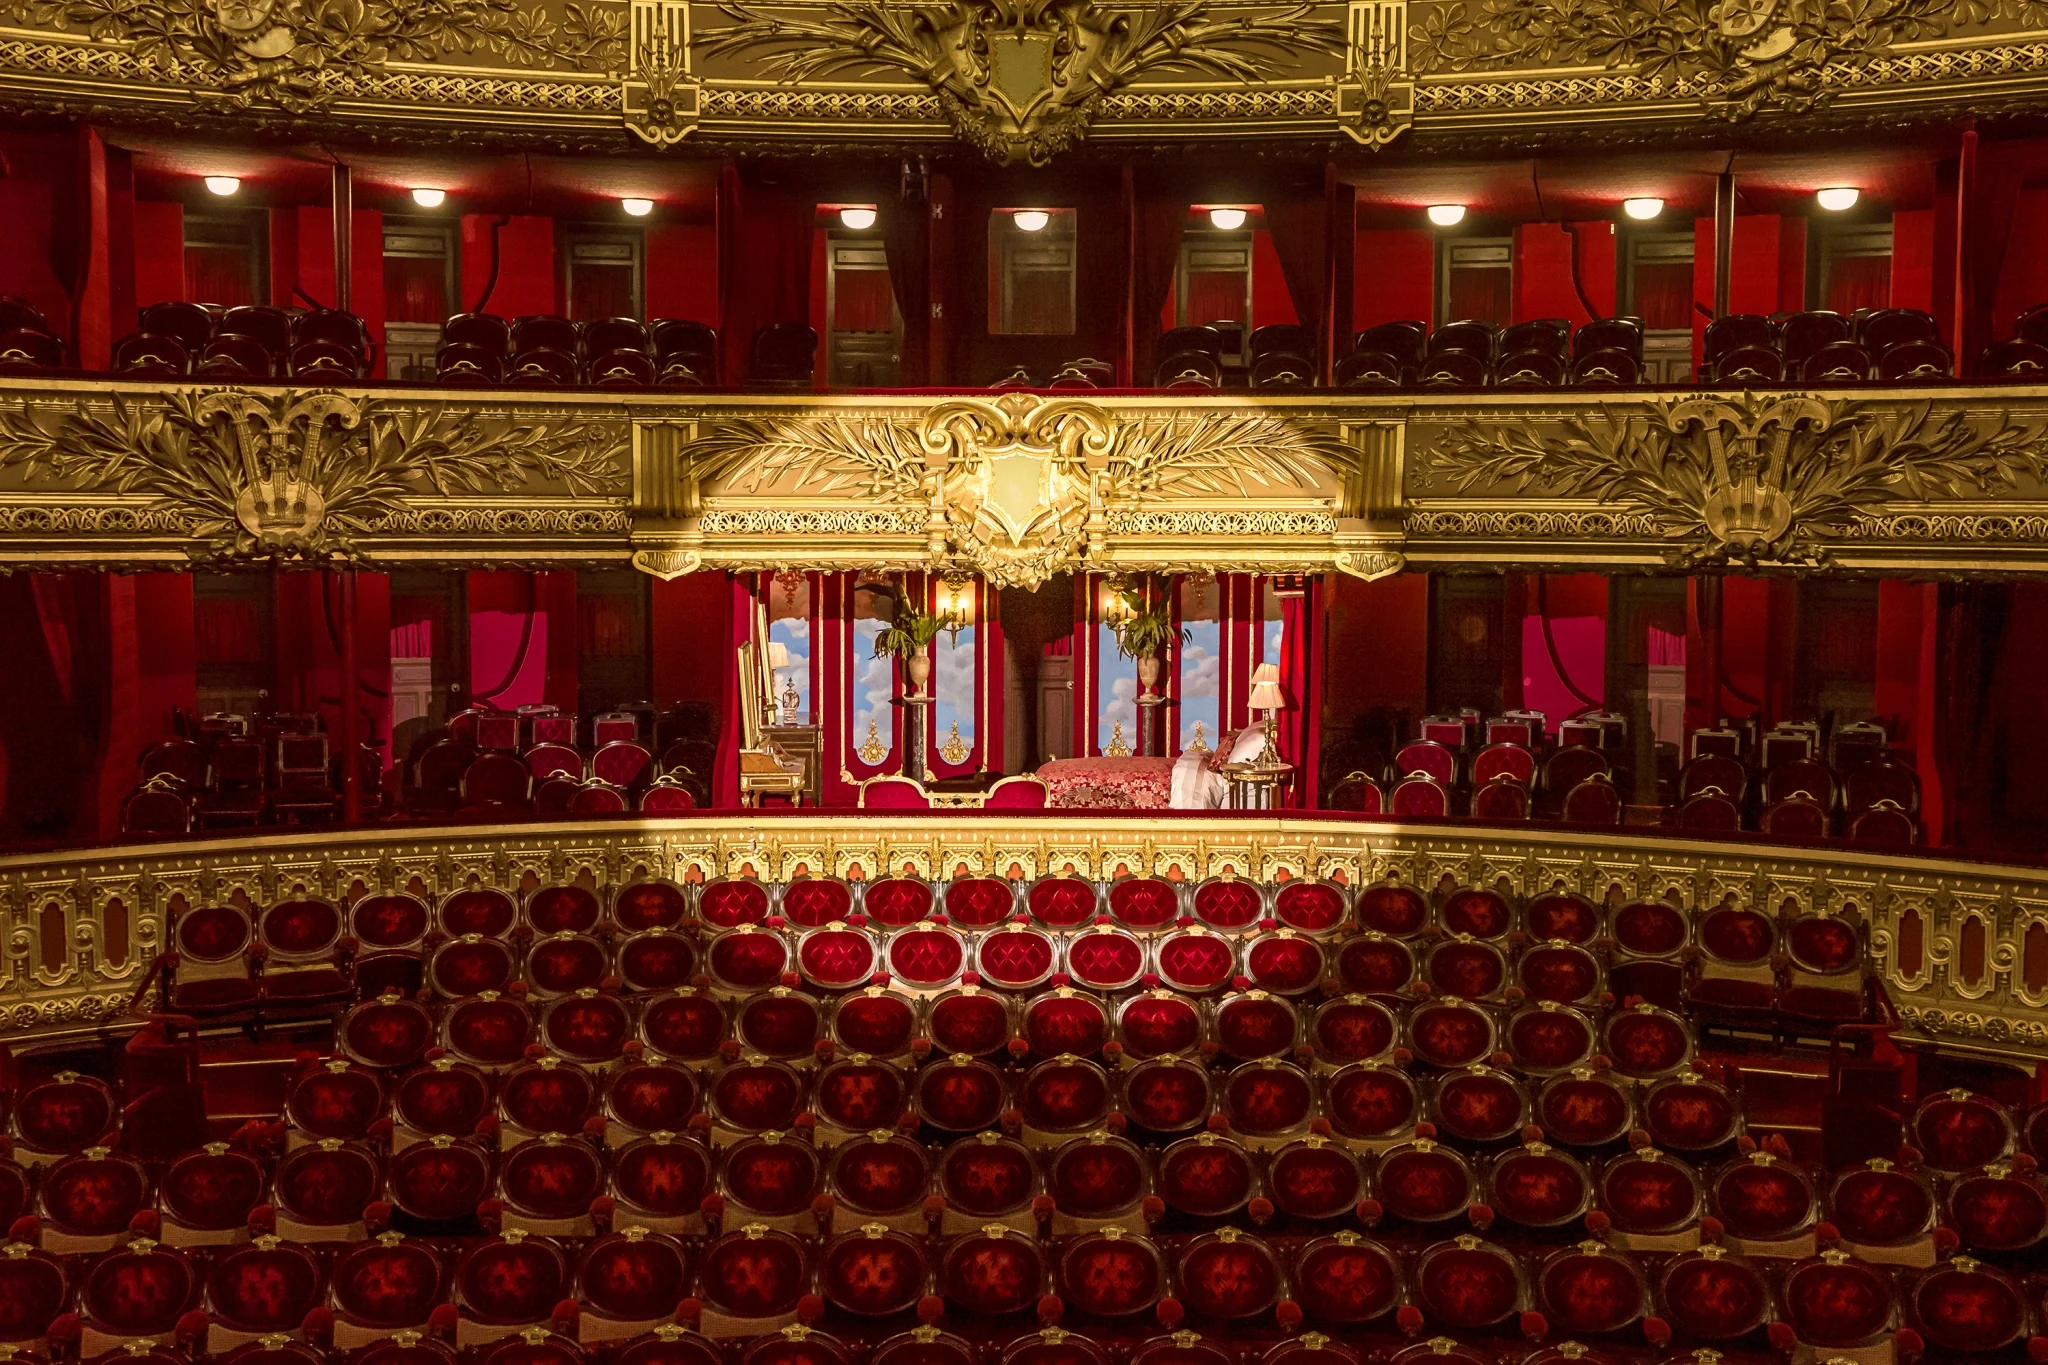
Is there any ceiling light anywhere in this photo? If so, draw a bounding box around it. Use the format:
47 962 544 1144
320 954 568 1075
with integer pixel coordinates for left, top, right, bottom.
1817 186 1860 211
204 177 240 197
1623 197 1664 220
621 197 654 217
1426 204 1466 227
410 188 447 209
838 206 878 231
1012 209 1050 232
1208 207 1248 231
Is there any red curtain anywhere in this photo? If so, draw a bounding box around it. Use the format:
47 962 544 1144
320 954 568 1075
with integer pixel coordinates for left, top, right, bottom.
881 193 930 384
1447 267 1511 327
1827 255 1892 315
1263 176 1327 358
569 262 636 323
1130 172 1187 384
186 246 255 308
1278 579 1325 809
717 166 815 382
712 573 753 808
1633 260 1693 330
383 257 447 325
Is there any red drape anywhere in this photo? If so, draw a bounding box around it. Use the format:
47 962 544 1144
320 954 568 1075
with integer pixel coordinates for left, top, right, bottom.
1129 173 1187 385
712 573 753 808
881 192 931 384
1827 255 1892 315
1935 581 2007 848
1263 176 1328 361
1278 579 1325 809
1634 260 1694 330
717 166 815 383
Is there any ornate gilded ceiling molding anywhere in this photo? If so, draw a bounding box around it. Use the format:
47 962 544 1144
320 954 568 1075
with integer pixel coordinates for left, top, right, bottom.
1421 393 2048 567
0 387 625 563
693 0 1349 164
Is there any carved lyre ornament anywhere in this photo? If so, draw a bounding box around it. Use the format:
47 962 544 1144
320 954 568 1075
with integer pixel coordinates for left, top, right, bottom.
696 0 1348 165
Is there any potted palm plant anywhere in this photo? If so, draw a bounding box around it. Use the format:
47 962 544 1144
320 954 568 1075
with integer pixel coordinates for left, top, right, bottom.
1112 599 1190 698
872 604 947 696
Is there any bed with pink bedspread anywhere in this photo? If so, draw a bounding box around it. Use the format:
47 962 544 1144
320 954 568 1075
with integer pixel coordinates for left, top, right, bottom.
1036 757 1177 809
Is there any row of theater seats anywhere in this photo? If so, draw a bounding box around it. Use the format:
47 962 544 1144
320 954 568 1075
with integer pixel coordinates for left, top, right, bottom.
112 300 376 380
122 716 379 836
1329 708 1629 824
1154 323 1319 389
433 314 738 389
1698 307 1953 384
1338 317 1652 389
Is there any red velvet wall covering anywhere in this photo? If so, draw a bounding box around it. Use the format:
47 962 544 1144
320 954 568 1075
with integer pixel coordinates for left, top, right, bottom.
645 222 719 328
717 166 815 384
133 200 185 308
459 214 555 318
1512 222 1617 325
1691 214 1804 366
0 132 82 351
1353 228 1434 330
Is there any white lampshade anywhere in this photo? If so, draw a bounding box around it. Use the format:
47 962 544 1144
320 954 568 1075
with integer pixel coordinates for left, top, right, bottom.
766 642 791 669
1248 682 1287 711
1249 663 1281 685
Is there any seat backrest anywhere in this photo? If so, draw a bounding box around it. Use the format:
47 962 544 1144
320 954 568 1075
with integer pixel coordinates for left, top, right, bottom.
217 305 292 356
1336 349 1404 388
1762 796 1829 839
1493 350 1565 387
750 323 818 381
1560 774 1621 826
1471 743 1535 786
1249 323 1315 363
443 312 512 354
114 331 190 375
526 743 583 781
1845 758 1919 814
582 317 650 358
1765 757 1836 808
1679 752 1747 802
984 774 1049 809
1327 775 1383 814
1777 311 1850 368
0 327 64 371
1389 776 1449 818
1802 341 1873 382
1985 336 2048 377
294 308 371 356
513 314 580 356
567 782 629 814
589 349 657 387
651 318 716 359
462 752 533 806
1849 803 1915 846
1703 313 1775 362
1876 340 1951 381
1571 316 1643 361
288 339 363 380
1418 350 1486 387
1856 307 1940 351
1714 344 1783 381
591 740 654 788
1428 320 1495 361
1570 347 1640 385
1250 352 1315 388
434 341 504 384
1498 318 1570 359
139 301 215 351
638 779 696 812
861 776 933 810
198 335 273 379
1155 352 1221 388
1356 320 1427 367
1394 740 1457 786
1159 325 1223 360
510 348 579 386
1472 776 1530 820
0 296 50 334
122 785 191 835
141 739 211 787
1676 791 1742 833
1544 744 1610 793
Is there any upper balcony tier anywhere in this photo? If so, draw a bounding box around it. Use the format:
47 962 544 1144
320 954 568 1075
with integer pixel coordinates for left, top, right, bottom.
0 0 2044 155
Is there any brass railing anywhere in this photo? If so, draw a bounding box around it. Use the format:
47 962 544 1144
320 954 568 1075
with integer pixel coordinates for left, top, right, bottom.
2 814 2043 1056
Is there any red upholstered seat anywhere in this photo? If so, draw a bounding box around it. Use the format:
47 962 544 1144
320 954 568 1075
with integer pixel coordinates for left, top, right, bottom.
1049 1134 1150 1220
499 1058 597 1137
40 1148 149 1240
1489 1141 1591 1227
1712 1152 1816 1241
350 892 431 995
1374 1141 1477 1223
1537 1242 1646 1335
428 935 517 998
1157 1134 1255 1218
1413 1237 1521 1327
799 921 881 990
394 1059 491 1140
1293 1234 1401 1323
1178 1231 1283 1320
386 1134 491 1222
611 1134 712 1224
1334 932 1416 994
1192 877 1265 931
1407 999 1496 1067
938 1134 1038 1220
697 1226 808 1319
1215 993 1300 1062
1123 1057 1212 1134
945 877 1017 926
1221 1060 1314 1139
1026 876 1097 926
616 1330 722 1365
1356 884 1429 937
579 1230 688 1324
1424 937 1507 999
159 1146 263 1235
781 877 853 927
1267 1138 1363 1219
814 1056 906 1132
333 1237 444 1330
286 1061 383 1141
1641 1072 1741 1150
1560 773 1623 825
524 884 601 936
1019 1057 1111 1135
208 1240 323 1334
1117 990 1204 1058
1471 775 1530 820
170 904 259 1013
1655 1247 1769 1340
928 989 1013 1056
705 926 790 990
1612 899 1689 957
829 988 918 1058
1602 1003 1693 1079
1432 1066 1528 1143
1597 1149 1702 1237
525 933 610 998
500 1136 605 1225
1946 1167 2048 1250
977 924 1058 990
272 1142 380 1232
736 989 824 1059
942 1228 1044 1314
1780 1253 1895 1348
605 1060 698 1135
914 1057 1005 1133
1536 1070 1633 1147
1390 775 1450 817
0 1244 64 1343
1507 1002 1597 1080
705 1058 804 1134
342 986 434 1072
612 879 688 931
825 1132 926 1219
1107 876 1181 930
820 1227 926 1316
1156 929 1236 993
439 888 517 937
589 741 653 790
1908 1258 2026 1353
1828 1160 1935 1249
83 1239 193 1337
14 1071 115 1156
1065 925 1145 990
1023 989 1107 1057
543 990 633 1064
886 925 967 989
1912 1089 2013 1171
639 989 728 1063
1395 740 1458 786
456 1235 568 1326
861 877 933 926
1274 880 1347 933
1522 893 1600 944
697 878 771 928
1056 1231 1166 1317
443 994 536 1067
1323 1063 1419 1142
616 929 698 993
1244 930 1326 995
1311 996 1397 1066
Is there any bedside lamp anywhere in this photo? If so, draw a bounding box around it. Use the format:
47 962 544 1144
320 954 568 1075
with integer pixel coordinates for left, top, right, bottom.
1247 663 1289 769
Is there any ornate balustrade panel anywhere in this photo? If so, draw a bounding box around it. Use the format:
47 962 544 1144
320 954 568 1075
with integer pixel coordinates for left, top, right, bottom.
0 1 2043 152
7 379 2048 578
3 815 2048 1054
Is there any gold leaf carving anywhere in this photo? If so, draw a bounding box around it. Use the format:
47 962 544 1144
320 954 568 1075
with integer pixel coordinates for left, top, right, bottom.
696 0 1346 164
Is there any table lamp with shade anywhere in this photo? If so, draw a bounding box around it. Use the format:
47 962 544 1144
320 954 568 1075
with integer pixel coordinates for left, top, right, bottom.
765 641 795 725
1247 663 1289 768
